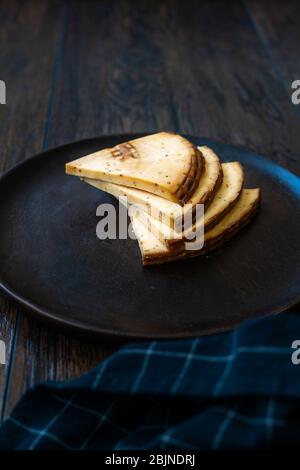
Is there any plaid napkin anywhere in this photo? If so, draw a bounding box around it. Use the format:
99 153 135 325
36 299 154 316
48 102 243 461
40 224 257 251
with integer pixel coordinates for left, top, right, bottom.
0 312 300 450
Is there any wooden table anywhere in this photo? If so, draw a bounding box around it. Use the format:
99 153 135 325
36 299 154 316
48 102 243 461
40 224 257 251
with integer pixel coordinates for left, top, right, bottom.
0 0 299 421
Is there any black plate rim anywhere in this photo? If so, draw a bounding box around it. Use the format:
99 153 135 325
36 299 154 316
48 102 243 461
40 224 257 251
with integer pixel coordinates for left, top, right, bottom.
1 134 300 340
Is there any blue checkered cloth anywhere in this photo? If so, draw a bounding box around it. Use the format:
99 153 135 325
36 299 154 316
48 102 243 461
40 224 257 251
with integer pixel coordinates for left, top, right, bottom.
0 312 300 450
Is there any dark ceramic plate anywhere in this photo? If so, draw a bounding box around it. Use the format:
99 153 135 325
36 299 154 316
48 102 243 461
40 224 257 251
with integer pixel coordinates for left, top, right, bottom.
0 135 300 339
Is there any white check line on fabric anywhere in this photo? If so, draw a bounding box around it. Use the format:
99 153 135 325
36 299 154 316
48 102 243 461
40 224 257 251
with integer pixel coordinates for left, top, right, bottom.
80 401 117 450
92 359 111 390
266 398 276 447
171 339 200 394
28 392 77 450
160 434 199 450
211 407 238 449
213 405 284 427
131 342 157 392
121 345 292 363
51 393 130 434
8 417 74 450
115 434 198 451
213 329 238 397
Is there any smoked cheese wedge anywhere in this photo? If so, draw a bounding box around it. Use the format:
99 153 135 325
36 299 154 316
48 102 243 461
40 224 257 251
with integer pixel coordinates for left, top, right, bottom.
66 132 203 204
137 161 244 248
130 189 261 265
84 146 222 226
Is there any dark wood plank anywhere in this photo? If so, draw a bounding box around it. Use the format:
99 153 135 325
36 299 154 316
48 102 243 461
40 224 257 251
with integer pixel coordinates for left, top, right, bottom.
1 0 128 417
35 0 300 174
5 0 189 416
0 0 64 170
242 0 300 177
0 0 66 421
4 315 115 417
149 0 300 174
0 295 17 420
2 0 300 417
46 0 178 147
245 0 300 79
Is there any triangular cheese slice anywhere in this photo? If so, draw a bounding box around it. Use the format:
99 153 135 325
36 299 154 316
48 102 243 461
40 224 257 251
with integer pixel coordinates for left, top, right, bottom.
84 146 222 226
137 161 244 248
66 132 203 204
130 189 260 265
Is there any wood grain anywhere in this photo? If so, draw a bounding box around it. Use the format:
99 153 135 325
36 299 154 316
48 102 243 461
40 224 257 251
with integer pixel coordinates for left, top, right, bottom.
0 295 17 421
46 0 179 146
245 0 300 80
33 0 300 171
0 0 65 421
0 0 118 419
0 0 300 418
148 0 300 174
0 0 64 170
4 314 115 418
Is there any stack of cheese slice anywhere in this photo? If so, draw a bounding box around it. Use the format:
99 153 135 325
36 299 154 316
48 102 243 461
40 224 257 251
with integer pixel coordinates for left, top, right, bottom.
66 132 204 204
66 132 261 265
